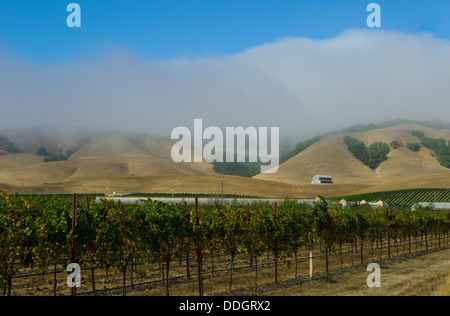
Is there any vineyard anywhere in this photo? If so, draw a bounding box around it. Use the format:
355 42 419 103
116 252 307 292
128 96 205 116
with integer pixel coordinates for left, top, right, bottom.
331 188 450 207
0 189 449 296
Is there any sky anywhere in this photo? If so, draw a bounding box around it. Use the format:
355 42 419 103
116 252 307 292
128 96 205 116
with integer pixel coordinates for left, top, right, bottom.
1 0 450 144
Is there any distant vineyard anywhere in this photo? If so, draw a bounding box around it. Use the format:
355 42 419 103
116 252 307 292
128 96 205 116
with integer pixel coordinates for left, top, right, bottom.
124 192 265 199
331 188 450 206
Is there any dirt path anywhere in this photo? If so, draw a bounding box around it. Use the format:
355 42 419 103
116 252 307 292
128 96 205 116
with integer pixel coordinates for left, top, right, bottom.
265 248 450 296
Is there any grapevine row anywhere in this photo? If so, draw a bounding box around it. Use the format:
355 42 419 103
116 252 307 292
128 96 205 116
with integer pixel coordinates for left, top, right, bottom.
332 188 450 206
0 190 449 296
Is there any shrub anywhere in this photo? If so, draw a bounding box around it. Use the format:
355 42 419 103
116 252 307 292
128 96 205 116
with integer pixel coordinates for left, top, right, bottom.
390 141 400 149
36 147 48 156
409 130 425 139
409 130 450 168
407 143 421 152
66 149 78 157
44 155 68 163
0 136 19 153
4 142 19 153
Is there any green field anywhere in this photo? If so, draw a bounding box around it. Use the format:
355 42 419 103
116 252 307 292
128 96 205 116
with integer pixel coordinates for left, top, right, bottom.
331 188 450 206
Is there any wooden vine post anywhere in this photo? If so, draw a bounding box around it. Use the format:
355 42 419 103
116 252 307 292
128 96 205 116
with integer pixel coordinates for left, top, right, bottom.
86 195 96 292
195 198 204 296
408 208 412 254
360 205 363 266
185 202 190 280
425 214 428 251
324 202 329 273
387 221 391 260
438 211 441 249
71 193 77 296
246 204 252 269
274 202 278 284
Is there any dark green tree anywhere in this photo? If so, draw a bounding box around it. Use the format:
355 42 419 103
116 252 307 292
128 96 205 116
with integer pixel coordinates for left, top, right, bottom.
407 143 421 152
36 147 48 156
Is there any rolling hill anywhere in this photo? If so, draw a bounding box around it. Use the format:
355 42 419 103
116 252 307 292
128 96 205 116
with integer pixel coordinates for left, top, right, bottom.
0 127 215 190
0 123 449 198
254 123 450 187
354 170 450 193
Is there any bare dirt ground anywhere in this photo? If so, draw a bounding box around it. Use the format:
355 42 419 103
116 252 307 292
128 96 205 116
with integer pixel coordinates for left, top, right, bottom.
265 248 450 296
128 244 450 297
8 242 449 296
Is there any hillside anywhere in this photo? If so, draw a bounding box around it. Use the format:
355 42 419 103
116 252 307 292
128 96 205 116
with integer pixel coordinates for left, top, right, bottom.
1 123 449 198
254 123 450 186
0 126 372 198
354 170 450 193
0 127 215 189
